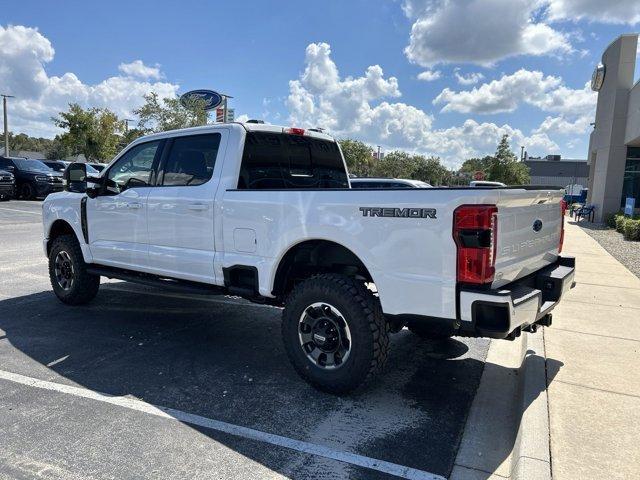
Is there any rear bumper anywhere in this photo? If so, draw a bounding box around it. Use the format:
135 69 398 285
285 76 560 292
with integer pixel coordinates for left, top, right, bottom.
458 256 575 339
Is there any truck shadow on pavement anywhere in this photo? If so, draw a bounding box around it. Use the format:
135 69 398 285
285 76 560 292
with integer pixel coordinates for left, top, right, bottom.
0 283 562 480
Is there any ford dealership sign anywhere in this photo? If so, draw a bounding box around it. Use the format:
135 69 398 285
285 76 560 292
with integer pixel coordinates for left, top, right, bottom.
180 89 223 110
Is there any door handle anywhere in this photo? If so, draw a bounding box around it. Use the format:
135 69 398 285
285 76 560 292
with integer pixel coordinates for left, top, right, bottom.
127 202 143 209
188 203 208 211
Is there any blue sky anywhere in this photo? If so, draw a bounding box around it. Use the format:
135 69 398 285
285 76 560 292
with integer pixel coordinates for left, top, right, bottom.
1 0 639 166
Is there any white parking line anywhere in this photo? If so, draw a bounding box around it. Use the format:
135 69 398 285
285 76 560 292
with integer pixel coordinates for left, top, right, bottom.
0 369 444 480
0 206 41 215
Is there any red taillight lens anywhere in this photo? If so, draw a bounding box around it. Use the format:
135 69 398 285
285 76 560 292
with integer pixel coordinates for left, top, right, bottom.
284 127 305 136
558 200 567 253
453 205 498 284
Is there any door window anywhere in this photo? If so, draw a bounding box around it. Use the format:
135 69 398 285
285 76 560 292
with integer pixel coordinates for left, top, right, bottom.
161 133 221 186
106 141 160 193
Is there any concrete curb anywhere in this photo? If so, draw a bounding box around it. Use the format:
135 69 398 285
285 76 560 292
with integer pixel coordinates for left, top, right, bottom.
510 331 551 480
450 331 551 480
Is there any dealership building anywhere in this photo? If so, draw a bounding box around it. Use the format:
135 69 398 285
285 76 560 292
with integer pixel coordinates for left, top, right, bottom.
524 155 589 188
587 34 640 221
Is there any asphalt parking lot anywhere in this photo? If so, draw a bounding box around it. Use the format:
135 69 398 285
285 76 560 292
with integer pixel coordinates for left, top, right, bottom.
0 200 492 480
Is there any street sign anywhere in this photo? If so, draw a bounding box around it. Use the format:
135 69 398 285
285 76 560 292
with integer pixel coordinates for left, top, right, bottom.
624 197 636 216
180 89 223 111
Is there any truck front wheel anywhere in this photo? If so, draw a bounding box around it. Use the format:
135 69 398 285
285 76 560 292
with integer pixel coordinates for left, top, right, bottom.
48 234 100 305
281 274 389 394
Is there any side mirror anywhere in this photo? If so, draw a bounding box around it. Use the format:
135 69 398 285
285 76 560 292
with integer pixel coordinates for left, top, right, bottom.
64 163 87 193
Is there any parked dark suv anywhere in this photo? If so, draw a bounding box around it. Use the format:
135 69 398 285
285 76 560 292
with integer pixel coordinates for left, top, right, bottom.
0 168 16 200
0 156 64 199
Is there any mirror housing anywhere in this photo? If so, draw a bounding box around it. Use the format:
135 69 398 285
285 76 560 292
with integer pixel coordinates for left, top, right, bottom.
64 163 87 193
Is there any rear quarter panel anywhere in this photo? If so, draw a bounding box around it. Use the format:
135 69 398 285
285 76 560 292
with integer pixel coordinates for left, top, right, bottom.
220 188 512 319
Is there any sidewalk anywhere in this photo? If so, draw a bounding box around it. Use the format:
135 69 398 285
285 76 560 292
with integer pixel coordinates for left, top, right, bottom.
546 220 640 480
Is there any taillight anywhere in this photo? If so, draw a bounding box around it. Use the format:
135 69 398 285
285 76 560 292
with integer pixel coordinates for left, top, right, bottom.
453 205 498 284
559 200 567 253
284 127 305 136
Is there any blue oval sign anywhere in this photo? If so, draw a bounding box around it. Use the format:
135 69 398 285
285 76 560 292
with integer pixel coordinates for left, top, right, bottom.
180 89 223 111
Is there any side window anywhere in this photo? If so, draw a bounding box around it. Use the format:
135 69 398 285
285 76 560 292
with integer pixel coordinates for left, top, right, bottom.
107 141 160 192
162 133 221 186
238 132 286 189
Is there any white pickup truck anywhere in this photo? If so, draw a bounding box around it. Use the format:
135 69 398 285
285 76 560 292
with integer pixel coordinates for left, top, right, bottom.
42 122 575 393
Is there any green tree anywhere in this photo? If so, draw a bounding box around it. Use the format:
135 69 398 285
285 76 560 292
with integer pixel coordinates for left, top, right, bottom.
0 131 53 155
459 156 492 176
486 134 530 185
52 104 125 161
338 139 375 176
45 136 70 160
134 92 208 133
372 151 416 178
411 155 449 185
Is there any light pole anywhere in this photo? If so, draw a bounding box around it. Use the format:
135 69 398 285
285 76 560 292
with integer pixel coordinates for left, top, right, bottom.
2 94 15 157
123 119 134 132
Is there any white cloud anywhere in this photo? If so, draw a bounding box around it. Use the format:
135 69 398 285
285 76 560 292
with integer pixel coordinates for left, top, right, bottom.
533 115 593 136
454 70 484 85
118 60 163 80
402 0 572 67
433 69 596 117
547 0 640 25
286 42 557 165
417 70 441 82
0 24 179 138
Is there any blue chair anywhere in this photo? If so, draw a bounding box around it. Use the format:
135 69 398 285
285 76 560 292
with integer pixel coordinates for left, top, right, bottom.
575 204 595 222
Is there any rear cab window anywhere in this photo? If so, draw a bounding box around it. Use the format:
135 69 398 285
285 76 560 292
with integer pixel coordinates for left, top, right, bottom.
237 132 348 189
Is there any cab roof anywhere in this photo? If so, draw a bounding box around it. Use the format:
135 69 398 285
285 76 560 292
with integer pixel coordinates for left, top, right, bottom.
136 122 335 143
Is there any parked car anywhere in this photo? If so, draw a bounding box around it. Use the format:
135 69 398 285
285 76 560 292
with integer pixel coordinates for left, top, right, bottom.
0 168 16 200
469 180 506 187
42 123 574 393
42 160 68 172
350 177 432 188
0 156 64 199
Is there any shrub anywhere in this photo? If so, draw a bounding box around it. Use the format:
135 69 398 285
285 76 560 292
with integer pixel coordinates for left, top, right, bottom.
615 215 627 233
604 212 618 229
623 218 640 241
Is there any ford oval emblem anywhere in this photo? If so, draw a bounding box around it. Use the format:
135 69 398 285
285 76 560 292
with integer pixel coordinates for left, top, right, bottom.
180 89 223 111
533 219 543 232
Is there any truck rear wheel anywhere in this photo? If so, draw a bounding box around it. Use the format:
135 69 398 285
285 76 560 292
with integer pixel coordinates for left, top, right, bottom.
48 234 100 305
281 274 389 394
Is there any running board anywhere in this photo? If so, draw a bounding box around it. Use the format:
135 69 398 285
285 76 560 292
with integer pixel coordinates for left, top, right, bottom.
86 265 225 296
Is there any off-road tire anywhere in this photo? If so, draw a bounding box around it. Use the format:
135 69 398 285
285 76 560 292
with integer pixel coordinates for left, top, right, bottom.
407 321 455 340
49 234 100 305
282 273 390 394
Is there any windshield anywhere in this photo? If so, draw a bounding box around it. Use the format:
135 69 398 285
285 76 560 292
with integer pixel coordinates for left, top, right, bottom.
86 164 99 175
13 159 53 173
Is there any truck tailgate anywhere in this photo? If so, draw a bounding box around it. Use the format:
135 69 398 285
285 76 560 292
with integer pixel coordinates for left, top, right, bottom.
493 189 564 288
